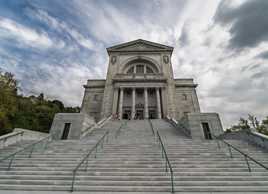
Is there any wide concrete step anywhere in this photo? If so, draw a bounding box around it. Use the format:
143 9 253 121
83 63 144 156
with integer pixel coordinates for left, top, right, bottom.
0 180 268 187
1 184 268 192
2 175 268 181
0 167 263 172
0 163 265 169
1 170 268 176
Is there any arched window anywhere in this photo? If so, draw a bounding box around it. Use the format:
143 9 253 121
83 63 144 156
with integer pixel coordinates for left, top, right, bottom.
127 67 134 74
146 66 153 73
124 59 159 74
125 64 157 74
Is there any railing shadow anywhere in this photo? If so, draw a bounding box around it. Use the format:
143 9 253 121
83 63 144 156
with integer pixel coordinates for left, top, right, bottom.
0 135 52 170
213 134 268 172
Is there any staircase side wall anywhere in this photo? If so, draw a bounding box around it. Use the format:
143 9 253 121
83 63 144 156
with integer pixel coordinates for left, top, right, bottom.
188 113 223 140
50 113 95 140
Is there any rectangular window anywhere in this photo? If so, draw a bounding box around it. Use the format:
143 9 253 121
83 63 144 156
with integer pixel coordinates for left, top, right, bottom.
136 65 144 74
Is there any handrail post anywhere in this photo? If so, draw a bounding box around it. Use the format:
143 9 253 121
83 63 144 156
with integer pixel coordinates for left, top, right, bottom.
28 144 35 158
244 155 251 172
165 159 168 172
227 144 233 158
70 170 76 192
216 139 220 149
171 170 174 193
85 155 89 172
8 156 14 170
20 131 24 142
94 146 97 158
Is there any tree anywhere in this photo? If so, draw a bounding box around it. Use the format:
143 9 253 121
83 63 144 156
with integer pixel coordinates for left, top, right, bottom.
227 115 268 136
0 71 18 135
0 71 80 135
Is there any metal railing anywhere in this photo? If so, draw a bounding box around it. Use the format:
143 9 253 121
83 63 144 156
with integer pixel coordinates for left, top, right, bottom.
149 120 174 193
70 131 109 192
148 119 155 136
115 121 126 139
213 134 268 172
166 117 191 138
0 135 51 170
0 131 24 148
156 131 175 193
82 115 112 138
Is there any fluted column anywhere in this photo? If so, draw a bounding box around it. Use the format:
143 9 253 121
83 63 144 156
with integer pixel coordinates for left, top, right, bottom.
144 88 149 119
156 88 162 119
119 88 124 119
131 88 136 119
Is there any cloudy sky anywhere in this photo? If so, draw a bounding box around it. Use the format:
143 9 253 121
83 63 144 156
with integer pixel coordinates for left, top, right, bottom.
0 0 267 128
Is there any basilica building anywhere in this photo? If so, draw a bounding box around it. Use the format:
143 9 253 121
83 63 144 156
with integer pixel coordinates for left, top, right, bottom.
50 39 223 140
81 39 200 121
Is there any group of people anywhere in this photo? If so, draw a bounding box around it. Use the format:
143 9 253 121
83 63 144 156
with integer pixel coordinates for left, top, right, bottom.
112 113 143 120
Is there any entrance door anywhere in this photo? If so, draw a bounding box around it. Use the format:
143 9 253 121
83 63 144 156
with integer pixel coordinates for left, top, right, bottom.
136 109 144 120
123 110 131 120
149 109 156 119
61 123 71 140
202 122 212 140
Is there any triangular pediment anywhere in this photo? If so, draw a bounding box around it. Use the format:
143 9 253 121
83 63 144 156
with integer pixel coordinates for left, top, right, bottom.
107 39 173 53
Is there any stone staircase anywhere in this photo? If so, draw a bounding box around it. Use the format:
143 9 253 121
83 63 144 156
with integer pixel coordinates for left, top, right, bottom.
0 119 267 193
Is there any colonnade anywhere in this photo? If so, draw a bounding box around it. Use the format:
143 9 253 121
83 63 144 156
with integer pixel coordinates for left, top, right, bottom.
118 87 162 119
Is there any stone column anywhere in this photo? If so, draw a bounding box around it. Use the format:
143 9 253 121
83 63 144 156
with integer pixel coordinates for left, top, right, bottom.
144 88 149 119
131 88 136 119
119 88 124 119
112 88 119 115
156 88 162 119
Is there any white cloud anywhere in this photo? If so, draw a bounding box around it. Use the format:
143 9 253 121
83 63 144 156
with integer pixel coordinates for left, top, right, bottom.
0 17 58 49
28 8 96 51
1 0 268 129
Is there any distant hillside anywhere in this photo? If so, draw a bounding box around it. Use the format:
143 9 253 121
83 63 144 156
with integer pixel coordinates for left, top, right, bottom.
0 71 80 136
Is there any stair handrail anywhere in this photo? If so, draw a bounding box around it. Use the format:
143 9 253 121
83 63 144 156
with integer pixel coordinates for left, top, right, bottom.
115 121 126 139
149 120 174 193
166 117 191 137
148 119 155 135
81 115 112 138
156 131 175 193
213 134 268 172
0 131 24 148
0 134 51 170
70 130 109 192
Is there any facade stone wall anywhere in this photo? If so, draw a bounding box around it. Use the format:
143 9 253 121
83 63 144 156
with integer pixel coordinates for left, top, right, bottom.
81 80 105 122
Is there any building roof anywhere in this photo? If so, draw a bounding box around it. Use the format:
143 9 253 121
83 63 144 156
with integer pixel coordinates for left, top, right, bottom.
106 39 173 55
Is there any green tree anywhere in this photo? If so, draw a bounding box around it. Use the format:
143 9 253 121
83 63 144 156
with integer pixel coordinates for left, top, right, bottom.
0 72 18 135
0 71 80 136
226 115 268 136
